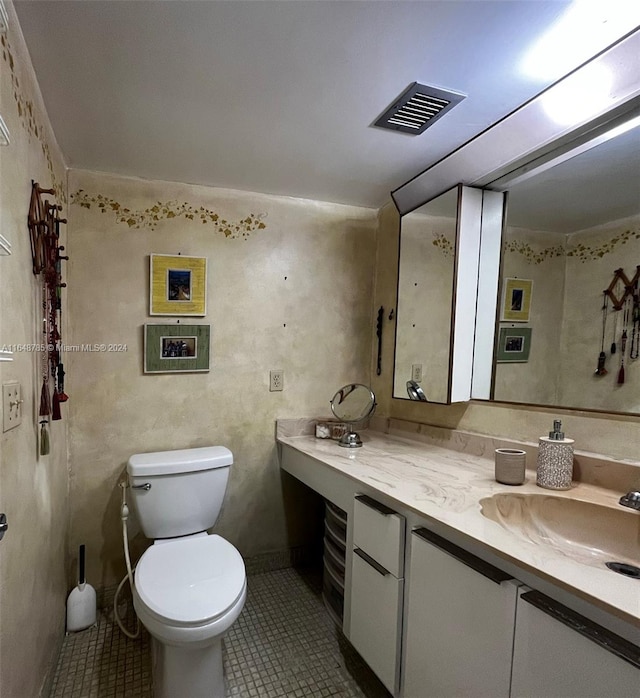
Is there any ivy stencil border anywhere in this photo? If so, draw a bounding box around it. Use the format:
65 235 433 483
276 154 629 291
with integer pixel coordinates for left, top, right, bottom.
70 190 267 238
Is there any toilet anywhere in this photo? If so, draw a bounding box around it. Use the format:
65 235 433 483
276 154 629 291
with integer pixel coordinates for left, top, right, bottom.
127 446 246 698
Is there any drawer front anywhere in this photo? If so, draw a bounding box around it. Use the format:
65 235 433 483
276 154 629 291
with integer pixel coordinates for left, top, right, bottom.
353 494 405 577
350 548 403 695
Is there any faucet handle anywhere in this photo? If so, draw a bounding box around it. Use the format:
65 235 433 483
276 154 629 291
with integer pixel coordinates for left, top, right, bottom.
619 490 640 510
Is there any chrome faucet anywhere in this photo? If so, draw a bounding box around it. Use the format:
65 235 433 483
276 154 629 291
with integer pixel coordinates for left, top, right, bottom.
619 490 640 511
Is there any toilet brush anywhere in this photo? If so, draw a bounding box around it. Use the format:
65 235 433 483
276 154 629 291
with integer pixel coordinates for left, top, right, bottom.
66 545 97 632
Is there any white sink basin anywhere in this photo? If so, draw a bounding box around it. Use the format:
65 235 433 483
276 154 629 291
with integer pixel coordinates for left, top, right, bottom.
479 493 640 567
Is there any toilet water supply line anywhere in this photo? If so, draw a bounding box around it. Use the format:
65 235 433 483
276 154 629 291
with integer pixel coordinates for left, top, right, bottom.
115 480 141 639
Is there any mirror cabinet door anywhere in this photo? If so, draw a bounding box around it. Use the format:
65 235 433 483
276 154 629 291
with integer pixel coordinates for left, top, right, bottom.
393 186 504 404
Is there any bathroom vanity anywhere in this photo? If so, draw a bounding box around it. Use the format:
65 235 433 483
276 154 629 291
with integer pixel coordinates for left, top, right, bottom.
277 420 640 698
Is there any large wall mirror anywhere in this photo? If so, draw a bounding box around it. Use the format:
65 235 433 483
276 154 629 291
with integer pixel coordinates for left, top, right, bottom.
490 111 640 415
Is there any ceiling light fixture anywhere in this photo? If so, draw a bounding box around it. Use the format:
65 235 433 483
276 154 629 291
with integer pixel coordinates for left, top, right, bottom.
521 0 640 81
373 82 466 135
541 63 613 126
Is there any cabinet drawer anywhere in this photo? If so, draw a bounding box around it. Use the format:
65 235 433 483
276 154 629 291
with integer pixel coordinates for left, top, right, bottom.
353 494 405 577
349 548 403 695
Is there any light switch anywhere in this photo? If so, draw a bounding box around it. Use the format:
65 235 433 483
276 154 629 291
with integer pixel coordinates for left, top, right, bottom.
3 382 23 432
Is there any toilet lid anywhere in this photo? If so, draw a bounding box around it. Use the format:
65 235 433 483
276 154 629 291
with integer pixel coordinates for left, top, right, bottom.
135 535 246 626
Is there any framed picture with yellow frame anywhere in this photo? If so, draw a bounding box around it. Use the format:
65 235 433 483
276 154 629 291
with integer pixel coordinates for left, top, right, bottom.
501 277 533 322
150 254 207 316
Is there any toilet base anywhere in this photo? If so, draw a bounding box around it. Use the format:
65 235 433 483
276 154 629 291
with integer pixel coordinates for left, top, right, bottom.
151 635 225 698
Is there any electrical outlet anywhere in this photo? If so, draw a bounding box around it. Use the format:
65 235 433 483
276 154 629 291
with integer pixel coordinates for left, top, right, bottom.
411 364 423 382
3 382 23 432
269 370 284 392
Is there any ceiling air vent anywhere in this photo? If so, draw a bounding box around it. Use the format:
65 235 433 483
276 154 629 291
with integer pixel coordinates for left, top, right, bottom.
374 82 466 135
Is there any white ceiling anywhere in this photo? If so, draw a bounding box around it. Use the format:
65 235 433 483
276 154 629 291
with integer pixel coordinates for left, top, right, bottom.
13 1 640 210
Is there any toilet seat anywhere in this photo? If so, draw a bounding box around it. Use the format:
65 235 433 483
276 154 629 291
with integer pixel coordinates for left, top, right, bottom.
135 534 246 628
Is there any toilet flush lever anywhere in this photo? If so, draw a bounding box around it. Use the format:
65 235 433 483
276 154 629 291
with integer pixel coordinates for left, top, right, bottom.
131 483 152 491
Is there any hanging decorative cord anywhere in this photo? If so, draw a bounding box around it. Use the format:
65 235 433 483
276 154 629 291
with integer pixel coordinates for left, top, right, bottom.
631 283 640 361
609 275 624 355
618 296 630 385
595 292 608 376
39 280 51 455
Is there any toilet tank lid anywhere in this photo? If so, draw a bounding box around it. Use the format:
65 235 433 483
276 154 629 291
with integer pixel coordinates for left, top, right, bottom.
127 446 233 476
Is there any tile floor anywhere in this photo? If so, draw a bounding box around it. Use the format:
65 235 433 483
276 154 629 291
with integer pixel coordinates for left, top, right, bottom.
50 566 391 697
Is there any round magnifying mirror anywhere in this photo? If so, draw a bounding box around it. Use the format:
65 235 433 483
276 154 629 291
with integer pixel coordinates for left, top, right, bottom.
329 384 376 448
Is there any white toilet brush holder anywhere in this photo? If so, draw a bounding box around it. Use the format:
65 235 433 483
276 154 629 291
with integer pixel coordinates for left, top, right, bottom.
66 544 97 632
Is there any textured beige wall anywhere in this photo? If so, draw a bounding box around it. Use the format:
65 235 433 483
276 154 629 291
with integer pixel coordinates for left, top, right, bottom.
66 169 377 588
373 201 640 462
0 3 69 696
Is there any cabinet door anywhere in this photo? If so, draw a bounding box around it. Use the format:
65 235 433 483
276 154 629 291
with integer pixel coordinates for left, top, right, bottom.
403 528 518 698
511 589 640 697
350 548 403 695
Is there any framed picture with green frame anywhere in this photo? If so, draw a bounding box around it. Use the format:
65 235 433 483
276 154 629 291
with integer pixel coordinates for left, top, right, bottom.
496 326 532 363
144 324 210 373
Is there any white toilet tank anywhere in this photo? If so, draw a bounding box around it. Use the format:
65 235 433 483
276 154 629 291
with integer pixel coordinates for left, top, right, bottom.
127 446 233 539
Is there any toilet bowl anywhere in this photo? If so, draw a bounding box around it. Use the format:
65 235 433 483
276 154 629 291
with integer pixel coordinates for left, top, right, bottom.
126 446 246 698
133 533 246 698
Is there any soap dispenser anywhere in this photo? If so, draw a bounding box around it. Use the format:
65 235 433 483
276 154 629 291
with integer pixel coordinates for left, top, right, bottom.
536 419 574 490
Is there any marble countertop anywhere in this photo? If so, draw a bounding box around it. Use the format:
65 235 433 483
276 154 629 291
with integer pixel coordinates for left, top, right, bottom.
278 429 640 627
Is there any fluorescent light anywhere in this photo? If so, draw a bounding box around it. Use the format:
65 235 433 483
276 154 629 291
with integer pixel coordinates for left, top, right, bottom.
541 63 613 125
488 113 640 190
522 1 640 81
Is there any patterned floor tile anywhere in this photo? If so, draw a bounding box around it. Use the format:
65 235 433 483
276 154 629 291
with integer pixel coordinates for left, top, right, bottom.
49 567 391 697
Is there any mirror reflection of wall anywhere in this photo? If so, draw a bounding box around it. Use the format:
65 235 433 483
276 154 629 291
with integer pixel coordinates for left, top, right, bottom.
494 117 640 414
393 187 458 403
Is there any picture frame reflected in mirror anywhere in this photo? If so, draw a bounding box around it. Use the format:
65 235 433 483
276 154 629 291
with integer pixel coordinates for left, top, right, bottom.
497 326 532 363
501 278 533 323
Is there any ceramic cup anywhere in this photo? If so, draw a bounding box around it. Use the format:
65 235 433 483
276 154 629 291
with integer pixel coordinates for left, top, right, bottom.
494 448 526 485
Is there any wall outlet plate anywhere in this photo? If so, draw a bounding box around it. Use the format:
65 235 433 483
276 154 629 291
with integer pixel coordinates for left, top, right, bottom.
270 370 284 392
3 382 23 432
411 364 423 383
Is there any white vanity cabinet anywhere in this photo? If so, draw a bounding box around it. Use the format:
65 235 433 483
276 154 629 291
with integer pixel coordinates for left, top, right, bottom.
511 588 640 697
349 494 405 695
403 527 519 698
278 440 640 698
